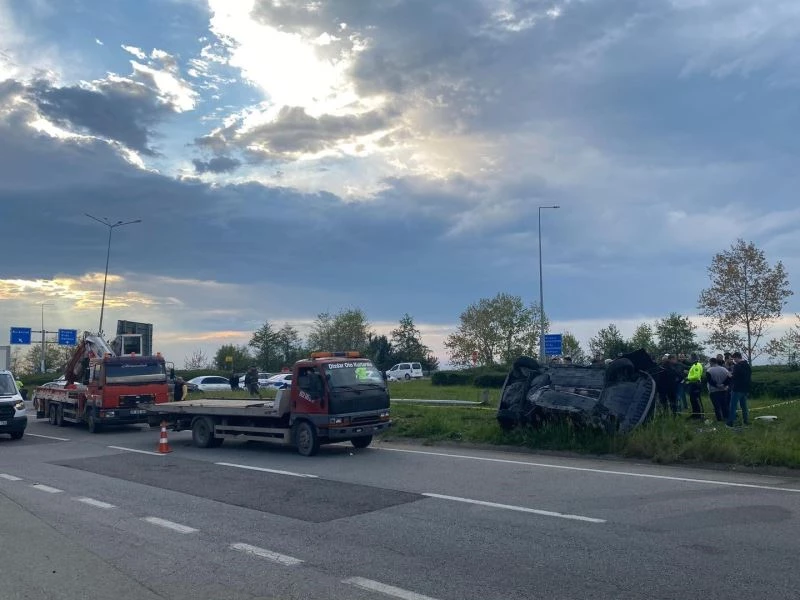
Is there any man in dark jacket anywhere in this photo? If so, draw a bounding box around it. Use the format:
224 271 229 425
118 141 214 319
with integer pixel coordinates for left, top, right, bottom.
244 366 262 398
229 372 239 391
727 352 751 426
657 355 680 414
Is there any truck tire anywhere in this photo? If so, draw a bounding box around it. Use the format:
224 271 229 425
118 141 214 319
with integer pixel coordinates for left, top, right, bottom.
192 416 221 448
48 405 58 426
294 421 319 457
56 406 65 427
10 431 23 440
351 435 373 449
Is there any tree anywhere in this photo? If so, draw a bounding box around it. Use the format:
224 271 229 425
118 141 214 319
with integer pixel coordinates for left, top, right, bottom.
766 314 800 367
698 239 792 363
444 293 548 367
9 348 27 376
23 344 74 375
249 321 280 371
391 314 431 359
366 333 394 372
655 312 702 357
629 322 657 357
588 324 631 359
560 331 586 364
213 344 252 371
184 349 211 370
275 323 305 368
307 308 372 353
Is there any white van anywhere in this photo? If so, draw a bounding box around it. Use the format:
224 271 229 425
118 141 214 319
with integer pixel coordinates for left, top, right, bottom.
386 362 423 381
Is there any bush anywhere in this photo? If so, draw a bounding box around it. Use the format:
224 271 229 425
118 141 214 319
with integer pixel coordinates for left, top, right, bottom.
431 371 475 386
473 373 508 388
751 367 800 398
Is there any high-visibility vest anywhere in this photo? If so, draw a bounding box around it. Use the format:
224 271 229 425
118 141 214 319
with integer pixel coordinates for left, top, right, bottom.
687 362 703 383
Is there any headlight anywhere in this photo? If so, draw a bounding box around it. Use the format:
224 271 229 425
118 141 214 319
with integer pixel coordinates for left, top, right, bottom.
329 417 344 424
380 411 390 419
14 401 24 411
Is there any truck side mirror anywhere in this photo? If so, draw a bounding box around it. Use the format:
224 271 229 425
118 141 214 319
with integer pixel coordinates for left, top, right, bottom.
170 368 175 379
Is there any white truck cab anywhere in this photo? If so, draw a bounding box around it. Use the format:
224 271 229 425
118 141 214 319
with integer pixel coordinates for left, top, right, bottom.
0 370 27 440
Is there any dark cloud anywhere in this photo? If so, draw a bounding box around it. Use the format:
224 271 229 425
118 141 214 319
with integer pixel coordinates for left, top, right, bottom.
192 156 241 173
29 78 171 155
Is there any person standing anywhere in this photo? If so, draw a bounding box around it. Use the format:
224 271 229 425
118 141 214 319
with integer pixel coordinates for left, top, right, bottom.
658 355 680 415
705 358 731 422
727 352 752 427
676 353 689 410
229 371 239 391
244 366 262 399
685 353 705 420
173 377 187 402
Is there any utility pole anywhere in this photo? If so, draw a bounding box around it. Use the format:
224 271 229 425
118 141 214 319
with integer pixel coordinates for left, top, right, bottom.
85 214 142 337
538 205 560 362
35 302 55 373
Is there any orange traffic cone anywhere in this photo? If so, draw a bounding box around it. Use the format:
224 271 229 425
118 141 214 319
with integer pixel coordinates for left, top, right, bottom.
156 420 172 454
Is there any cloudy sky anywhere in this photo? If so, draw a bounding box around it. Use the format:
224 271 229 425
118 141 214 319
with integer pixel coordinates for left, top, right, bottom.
2 0 799 368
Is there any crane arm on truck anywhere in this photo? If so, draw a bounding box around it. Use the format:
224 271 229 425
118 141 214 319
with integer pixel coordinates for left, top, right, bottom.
64 333 115 385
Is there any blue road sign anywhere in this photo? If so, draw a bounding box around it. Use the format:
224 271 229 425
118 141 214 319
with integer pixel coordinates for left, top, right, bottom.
543 333 563 356
58 329 78 346
10 327 32 345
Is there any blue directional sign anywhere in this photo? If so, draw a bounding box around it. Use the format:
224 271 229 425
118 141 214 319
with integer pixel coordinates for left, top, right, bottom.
543 333 563 356
58 328 78 346
10 327 32 345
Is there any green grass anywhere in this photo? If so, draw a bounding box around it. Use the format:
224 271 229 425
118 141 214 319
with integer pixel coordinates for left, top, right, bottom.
383 396 800 469
388 379 501 405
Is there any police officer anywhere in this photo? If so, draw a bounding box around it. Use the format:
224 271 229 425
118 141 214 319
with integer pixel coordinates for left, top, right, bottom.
685 353 705 420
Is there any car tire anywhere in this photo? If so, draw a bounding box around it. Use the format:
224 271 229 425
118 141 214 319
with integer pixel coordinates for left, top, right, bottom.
10 431 24 440
404 373 411 380
351 436 372 449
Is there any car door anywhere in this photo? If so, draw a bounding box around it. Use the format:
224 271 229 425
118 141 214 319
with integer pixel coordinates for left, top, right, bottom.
411 362 422 378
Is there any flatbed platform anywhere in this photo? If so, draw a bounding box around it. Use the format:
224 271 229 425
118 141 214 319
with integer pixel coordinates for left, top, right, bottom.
146 397 283 417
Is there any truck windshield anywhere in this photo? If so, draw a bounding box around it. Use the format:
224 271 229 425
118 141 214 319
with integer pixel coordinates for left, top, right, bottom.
324 361 385 389
105 362 166 384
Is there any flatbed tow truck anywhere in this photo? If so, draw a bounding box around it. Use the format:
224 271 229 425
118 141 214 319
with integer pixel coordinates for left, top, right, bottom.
147 352 391 456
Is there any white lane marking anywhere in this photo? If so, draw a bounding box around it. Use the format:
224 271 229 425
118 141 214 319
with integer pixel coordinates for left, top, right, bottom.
141 517 198 534
31 484 63 494
0 474 23 481
215 462 318 479
108 446 165 457
75 497 116 509
380 447 800 494
343 577 441 600
423 493 606 523
229 543 303 566
26 433 71 441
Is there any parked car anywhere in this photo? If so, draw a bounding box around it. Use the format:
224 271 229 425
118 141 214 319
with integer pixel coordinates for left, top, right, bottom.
262 373 292 389
386 362 424 381
187 375 231 392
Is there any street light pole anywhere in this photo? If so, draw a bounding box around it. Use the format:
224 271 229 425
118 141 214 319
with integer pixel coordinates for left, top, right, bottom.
538 205 560 362
85 214 142 337
40 302 53 373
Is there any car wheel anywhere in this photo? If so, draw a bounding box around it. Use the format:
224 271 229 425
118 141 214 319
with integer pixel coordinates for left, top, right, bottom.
10 431 24 440
404 373 411 380
351 435 373 449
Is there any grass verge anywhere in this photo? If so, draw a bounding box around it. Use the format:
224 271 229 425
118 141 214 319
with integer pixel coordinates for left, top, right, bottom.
383 398 800 469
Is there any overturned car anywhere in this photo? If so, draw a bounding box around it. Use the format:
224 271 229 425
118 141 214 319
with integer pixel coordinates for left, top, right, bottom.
496 349 660 434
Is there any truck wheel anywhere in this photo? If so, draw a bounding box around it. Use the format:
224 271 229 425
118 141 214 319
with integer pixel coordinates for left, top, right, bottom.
294 421 319 457
351 435 373 449
48 405 57 426
10 431 24 440
56 406 65 427
86 414 101 434
192 417 219 448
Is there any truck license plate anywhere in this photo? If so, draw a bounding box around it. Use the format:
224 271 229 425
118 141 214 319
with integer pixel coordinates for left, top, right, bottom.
130 410 144 415
0 421 7 426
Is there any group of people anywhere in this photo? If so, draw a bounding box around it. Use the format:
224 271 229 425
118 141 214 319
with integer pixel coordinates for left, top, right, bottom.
656 351 752 427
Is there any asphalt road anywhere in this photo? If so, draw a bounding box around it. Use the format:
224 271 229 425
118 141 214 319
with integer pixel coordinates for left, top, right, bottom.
2 416 800 599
